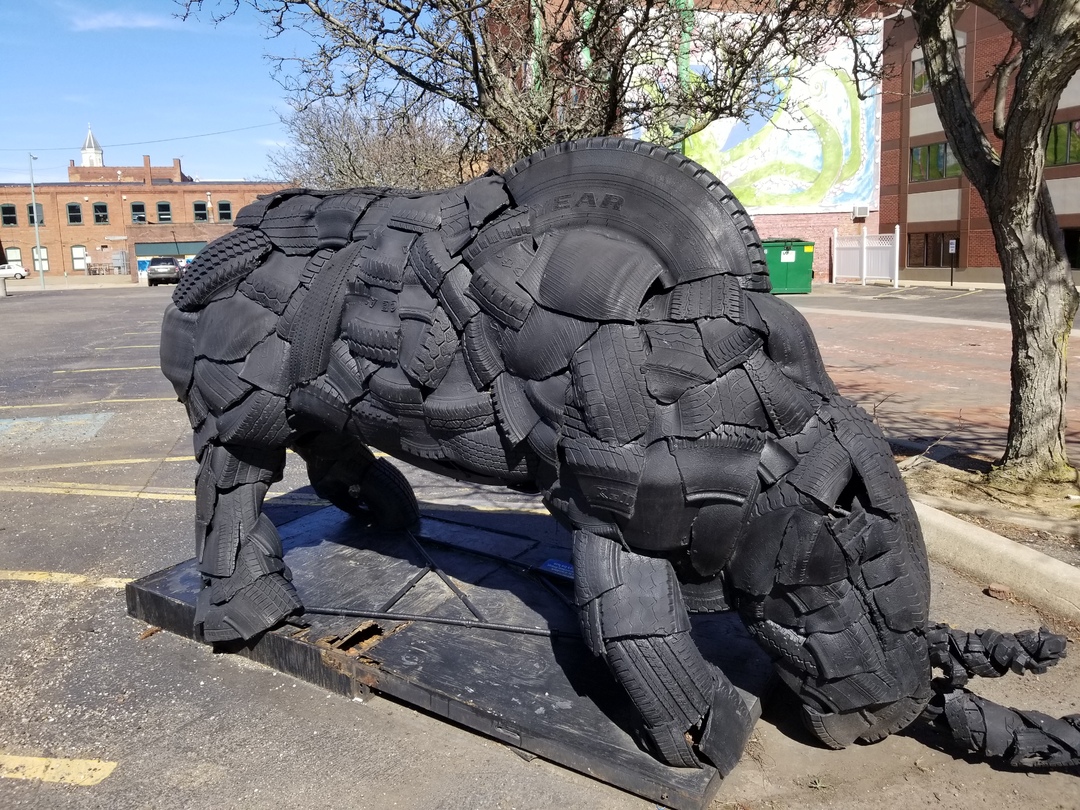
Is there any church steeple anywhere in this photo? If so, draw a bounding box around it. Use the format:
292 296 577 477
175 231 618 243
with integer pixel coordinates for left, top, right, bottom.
81 125 103 168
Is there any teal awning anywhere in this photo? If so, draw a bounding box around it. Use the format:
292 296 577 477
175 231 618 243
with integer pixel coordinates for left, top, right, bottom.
134 241 207 257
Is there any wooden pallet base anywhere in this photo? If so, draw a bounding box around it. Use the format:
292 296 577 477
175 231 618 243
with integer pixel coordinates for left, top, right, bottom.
127 502 773 810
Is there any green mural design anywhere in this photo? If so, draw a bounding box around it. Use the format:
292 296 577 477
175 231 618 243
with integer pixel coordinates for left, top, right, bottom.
686 69 868 209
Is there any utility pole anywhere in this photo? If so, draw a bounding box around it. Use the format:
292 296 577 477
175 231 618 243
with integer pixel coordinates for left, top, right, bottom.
28 154 44 290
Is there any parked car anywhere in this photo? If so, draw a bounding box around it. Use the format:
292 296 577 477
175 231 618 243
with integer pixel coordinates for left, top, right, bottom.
146 257 182 287
0 263 28 279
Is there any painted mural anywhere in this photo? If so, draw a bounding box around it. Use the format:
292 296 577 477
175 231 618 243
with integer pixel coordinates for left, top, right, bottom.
683 26 882 215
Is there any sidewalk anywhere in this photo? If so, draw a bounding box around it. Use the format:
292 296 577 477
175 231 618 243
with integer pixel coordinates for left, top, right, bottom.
0 272 143 294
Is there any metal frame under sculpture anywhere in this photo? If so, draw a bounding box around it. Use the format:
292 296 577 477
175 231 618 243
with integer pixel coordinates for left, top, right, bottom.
160 138 1079 772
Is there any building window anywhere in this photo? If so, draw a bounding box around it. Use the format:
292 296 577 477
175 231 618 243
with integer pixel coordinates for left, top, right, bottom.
1 204 16 226
1063 229 1080 269
131 202 146 223
193 200 209 222
27 203 43 226
1046 120 1080 166
911 58 929 95
93 202 109 224
157 201 172 223
217 201 232 222
67 203 83 225
910 142 963 182
6 247 22 265
31 245 49 272
908 232 959 268
71 245 88 272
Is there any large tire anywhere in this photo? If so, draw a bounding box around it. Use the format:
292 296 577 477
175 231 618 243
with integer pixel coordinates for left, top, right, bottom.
504 137 768 290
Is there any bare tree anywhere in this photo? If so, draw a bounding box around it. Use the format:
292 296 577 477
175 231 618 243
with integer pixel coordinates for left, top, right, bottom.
180 0 880 166
268 100 475 189
907 1 1079 482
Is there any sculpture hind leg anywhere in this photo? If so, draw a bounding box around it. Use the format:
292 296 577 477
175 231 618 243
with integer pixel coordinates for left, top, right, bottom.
291 434 420 531
730 399 933 749
193 442 302 643
572 528 754 773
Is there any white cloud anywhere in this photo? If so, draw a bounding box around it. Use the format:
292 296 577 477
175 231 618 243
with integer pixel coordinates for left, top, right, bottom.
70 11 178 32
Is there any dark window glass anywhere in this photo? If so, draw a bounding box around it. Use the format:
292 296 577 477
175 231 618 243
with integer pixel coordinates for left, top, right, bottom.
157 202 172 223
910 146 927 182
67 203 83 224
945 145 963 178
93 202 108 224
927 143 946 180
908 233 926 266
217 201 232 222
131 202 146 223
1048 122 1069 166
912 58 929 95
27 203 43 226
193 201 208 222
2 203 17 226
1069 122 1080 165
1063 228 1080 269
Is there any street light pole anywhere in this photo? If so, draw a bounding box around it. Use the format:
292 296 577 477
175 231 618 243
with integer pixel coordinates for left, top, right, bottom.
28 153 44 290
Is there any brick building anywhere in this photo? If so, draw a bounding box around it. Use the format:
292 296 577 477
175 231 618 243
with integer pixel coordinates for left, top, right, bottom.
881 9 1080 285
0 129 284 280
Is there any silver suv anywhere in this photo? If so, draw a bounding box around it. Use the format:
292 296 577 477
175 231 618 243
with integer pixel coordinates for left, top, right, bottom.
146 257 182 287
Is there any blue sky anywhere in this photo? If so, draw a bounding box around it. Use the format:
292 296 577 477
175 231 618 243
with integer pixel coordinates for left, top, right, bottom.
0 1 307 184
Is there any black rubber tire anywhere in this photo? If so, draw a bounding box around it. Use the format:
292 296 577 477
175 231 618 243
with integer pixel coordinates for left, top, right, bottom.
504 137 767 288
313 456 420 530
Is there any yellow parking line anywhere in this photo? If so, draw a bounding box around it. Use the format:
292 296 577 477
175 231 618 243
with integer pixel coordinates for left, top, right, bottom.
0 570 131 589
0 397 175 411
0 481 326 506
0 754 117 785
53 366 159 374
0 456 194 473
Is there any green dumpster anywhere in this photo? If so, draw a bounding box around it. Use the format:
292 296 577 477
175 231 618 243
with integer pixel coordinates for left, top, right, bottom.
762 238 814 294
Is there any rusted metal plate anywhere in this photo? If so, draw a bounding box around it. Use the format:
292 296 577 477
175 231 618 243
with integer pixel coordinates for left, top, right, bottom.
127 501 772 810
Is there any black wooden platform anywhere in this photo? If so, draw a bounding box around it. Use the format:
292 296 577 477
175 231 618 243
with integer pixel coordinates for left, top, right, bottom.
127 499 773 810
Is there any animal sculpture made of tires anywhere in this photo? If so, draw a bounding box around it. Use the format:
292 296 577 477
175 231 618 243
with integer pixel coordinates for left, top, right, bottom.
160 138 1077 773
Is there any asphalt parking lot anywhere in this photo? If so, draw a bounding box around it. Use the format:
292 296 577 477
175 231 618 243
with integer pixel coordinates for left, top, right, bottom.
1 284 1078 809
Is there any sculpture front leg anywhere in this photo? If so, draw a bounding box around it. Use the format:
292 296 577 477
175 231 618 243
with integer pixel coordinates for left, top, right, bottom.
572 528 753 773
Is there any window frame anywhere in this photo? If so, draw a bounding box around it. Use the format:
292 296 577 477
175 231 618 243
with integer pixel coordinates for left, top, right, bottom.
193 200 209 222
92 201 109 225
31 245 49 272
27 202 43 226
156 201 172 223
130 201 147 224
217 200 232 222
71 245 88 272
909 141 962 183
1 203 16 226
67 202 83 225
5 247 22 265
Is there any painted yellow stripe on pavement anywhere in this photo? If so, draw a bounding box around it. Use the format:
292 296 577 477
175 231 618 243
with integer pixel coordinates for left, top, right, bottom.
0 754 117 786
0 570 131 588
0 456 195 473
53 366 159 374
0 397 175 411
0 481 327 505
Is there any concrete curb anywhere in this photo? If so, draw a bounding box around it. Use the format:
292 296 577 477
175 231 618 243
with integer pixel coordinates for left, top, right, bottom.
914 499 1080 624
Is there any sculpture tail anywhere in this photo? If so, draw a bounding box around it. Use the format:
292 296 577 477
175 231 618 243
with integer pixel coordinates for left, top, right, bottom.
920 623 1080 768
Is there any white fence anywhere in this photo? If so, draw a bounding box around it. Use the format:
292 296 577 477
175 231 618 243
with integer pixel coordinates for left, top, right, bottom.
832 225 900 287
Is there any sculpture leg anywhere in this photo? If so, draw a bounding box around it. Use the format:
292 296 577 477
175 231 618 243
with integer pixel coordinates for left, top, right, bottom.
293 433 420 530
193 441 302 643
572 528 753 773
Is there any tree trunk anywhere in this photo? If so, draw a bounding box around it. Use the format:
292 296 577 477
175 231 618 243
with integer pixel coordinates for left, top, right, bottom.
988 182 1079 479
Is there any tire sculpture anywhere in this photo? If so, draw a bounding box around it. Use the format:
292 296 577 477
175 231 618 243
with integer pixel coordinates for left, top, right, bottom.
160 138 1078 772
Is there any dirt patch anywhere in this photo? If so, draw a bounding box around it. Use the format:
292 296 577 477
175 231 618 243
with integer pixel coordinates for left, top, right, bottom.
896 447 1080 568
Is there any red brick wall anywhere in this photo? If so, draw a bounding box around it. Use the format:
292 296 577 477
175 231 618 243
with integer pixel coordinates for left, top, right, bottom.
752 211 882 280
